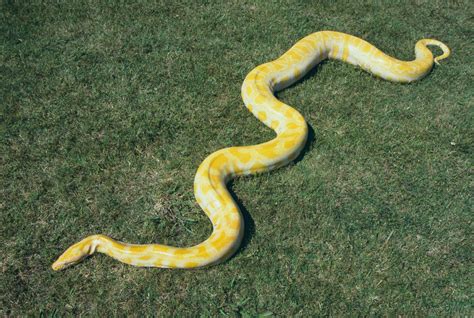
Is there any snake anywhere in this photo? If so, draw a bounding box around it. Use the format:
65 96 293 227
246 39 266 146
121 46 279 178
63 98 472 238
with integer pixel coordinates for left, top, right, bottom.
52 31 450 270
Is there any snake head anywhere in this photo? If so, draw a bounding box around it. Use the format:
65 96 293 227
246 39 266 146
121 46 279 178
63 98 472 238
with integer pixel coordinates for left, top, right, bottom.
52 237 99 271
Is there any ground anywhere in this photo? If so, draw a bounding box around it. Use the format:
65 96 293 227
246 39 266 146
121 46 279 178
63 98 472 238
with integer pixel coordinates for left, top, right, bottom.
1 1 472 316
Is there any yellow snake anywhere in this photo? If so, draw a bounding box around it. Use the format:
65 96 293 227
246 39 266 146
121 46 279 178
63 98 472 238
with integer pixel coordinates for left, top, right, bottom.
52 31 450 270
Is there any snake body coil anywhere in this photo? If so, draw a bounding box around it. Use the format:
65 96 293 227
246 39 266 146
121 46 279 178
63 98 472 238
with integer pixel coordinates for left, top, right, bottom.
53 31 450 270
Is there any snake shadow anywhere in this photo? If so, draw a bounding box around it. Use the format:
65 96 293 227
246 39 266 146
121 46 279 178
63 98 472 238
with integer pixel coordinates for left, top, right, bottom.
272 59 325 165
228 126 316 258
228 125 316 252
227 61 324 258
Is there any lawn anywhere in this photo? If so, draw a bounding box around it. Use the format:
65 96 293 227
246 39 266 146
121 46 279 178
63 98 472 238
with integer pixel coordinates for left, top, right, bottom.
1 1 472 316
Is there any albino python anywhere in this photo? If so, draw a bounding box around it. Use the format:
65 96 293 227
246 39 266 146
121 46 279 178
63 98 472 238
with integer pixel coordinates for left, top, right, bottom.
52 31 450 270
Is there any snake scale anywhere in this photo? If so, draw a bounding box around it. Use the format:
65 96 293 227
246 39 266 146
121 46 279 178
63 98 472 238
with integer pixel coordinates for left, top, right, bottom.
52 31 450 270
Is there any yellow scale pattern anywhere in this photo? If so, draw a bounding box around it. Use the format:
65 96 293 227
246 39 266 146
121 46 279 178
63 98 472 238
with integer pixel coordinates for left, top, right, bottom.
52 31 450 270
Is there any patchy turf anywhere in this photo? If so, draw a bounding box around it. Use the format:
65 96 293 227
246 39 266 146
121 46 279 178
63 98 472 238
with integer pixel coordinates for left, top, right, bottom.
1 1 472 316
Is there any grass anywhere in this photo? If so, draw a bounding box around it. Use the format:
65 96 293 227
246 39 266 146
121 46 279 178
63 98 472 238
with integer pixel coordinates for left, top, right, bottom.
1 0 472 316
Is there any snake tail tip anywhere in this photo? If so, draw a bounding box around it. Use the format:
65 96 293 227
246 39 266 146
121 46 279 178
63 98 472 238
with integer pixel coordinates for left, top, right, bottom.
434 55 448 65
431 40 450 65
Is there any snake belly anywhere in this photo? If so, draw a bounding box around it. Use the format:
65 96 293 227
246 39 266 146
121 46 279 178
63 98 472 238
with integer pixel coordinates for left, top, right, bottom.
52 31 449 270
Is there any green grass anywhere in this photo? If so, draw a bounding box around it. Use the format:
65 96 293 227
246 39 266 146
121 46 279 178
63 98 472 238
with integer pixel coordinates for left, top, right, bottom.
1 0 472 316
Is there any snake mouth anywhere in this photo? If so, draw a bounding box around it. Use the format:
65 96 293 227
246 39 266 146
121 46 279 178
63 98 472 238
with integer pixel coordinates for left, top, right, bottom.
51 261 66 271
51 258 78 271
52 256 87 271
